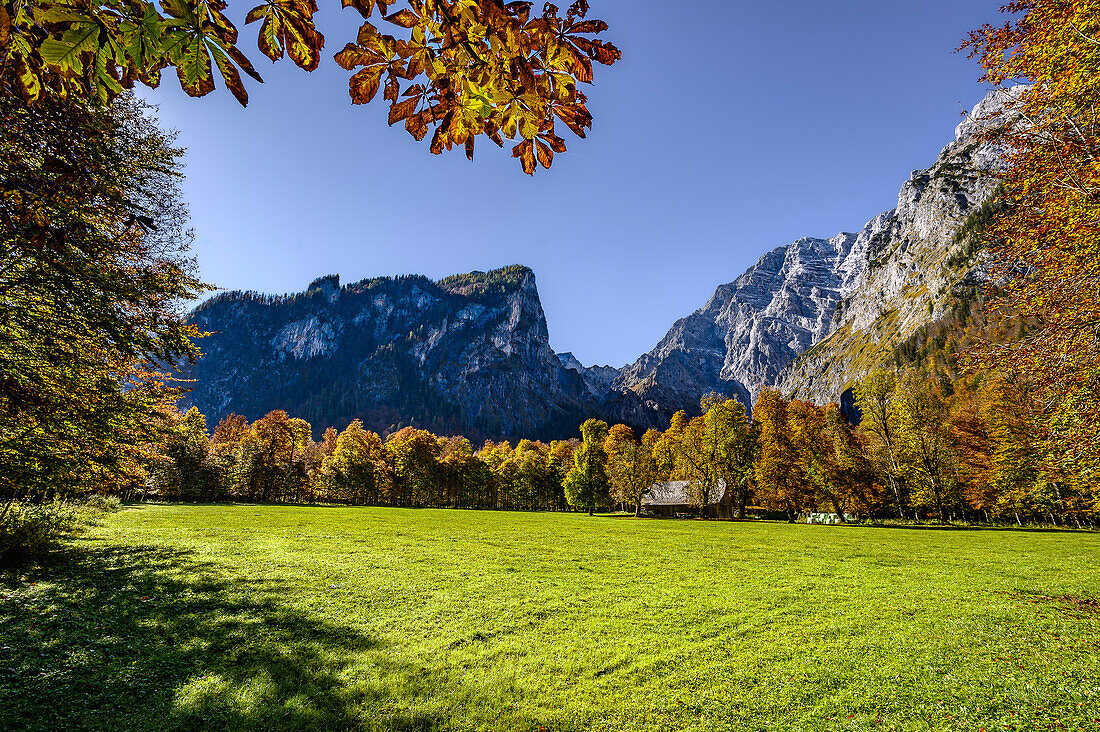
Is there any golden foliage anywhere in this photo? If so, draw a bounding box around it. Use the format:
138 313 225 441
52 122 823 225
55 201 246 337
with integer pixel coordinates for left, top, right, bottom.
1 0 619 171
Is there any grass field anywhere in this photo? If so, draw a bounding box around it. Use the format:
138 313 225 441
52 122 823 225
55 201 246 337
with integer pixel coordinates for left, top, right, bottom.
1 506 1098 731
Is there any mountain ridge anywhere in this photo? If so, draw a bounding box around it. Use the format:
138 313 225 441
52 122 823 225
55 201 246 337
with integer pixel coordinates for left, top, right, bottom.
182 88 1016 436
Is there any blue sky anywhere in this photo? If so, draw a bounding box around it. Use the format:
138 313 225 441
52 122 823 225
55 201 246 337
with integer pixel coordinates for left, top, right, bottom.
143 0 1000 368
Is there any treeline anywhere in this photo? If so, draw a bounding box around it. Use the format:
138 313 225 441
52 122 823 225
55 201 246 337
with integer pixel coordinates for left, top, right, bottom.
147 366 1098 527
148 409 580 511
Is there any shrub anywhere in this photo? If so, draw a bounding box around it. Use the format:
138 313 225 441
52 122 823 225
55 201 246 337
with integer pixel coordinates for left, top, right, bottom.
83 494 122 513
0 501 93 565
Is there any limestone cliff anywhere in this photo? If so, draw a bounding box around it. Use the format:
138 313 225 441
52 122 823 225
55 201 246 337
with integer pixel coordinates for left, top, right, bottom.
181 266 594 439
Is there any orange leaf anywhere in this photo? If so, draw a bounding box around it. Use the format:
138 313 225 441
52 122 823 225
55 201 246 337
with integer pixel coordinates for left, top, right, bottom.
388 96 419 125
384 9 419 28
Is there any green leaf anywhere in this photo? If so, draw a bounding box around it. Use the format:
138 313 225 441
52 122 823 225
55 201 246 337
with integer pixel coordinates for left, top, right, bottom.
39 23 101 76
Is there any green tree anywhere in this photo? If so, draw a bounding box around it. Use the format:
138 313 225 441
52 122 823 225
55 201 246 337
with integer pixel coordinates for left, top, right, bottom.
854 369 909 517
563 418 609 515
0 86 204 511
322 420 388 505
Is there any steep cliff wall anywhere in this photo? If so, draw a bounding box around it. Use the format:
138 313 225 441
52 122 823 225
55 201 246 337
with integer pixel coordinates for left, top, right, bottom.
612 87 1018 417
774 87 1021 404
181 266 594 439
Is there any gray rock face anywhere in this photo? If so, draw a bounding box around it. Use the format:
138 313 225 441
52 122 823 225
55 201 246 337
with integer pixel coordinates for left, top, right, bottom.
181 266 593 439
557 352 622 397
611 232 870 418
775 86 1024 404
612 87 1021 418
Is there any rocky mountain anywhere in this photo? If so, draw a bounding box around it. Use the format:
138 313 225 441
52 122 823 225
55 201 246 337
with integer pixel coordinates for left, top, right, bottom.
774 86 1021 405
610 229 872 419
610 87 1018 420
180 266 597 440
558 352 622 397
183 89 1016 438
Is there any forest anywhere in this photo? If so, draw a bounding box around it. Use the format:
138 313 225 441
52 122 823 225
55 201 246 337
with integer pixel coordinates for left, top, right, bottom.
144 362 1098 528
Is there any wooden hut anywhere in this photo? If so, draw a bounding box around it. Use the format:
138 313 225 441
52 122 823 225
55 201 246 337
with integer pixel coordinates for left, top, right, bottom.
642 480 731 519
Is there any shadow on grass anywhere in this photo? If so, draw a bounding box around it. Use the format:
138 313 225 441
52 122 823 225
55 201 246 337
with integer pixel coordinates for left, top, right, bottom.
0 540 459 731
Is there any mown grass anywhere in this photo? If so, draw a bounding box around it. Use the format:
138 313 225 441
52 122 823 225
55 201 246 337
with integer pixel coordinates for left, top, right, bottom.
1 506 1098 731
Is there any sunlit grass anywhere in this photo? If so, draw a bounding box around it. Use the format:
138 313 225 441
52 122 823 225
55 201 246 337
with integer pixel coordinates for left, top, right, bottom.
2 505 1098 731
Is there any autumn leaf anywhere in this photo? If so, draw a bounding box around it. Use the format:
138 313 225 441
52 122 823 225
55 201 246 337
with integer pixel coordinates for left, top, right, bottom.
342 0 387 19
348 64 385 103
512 138 535 174
535 139 552 168
245 0 324 71
387 96 418 125
383 8 419 28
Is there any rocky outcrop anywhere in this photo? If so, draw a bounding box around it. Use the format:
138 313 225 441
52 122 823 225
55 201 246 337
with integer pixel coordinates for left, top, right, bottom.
609 87 1019 418
181 266 595 439
774 86 1022 404
558 352 622 397
610 231 871 420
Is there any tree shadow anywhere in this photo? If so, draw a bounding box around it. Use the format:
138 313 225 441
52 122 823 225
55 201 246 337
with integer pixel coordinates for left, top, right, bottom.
0 540 462 731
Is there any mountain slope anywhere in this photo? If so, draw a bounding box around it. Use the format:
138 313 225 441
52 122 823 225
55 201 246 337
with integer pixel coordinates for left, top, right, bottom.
181 266 595 439
610 87 1017 419
774 87 1021 404
610 229 874 419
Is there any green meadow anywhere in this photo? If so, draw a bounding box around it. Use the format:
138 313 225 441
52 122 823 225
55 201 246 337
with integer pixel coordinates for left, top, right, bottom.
1 506 1098 732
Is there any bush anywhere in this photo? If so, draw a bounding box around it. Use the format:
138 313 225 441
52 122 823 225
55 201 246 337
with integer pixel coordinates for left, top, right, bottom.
0 501 94 565
83 494 122 513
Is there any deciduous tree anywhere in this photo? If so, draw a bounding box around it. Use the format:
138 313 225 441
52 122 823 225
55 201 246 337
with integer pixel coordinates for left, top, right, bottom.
563 418 609 515
962 0 1100 472
604 424 658 517
2 0 619 173
0 86 204 510
753 390 811 522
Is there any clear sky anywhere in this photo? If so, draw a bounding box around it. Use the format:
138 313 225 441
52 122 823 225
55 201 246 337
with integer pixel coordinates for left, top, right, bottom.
141 0 1001 369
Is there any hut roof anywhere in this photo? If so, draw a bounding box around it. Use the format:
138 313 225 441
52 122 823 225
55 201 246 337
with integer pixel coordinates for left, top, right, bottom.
643 480 726 507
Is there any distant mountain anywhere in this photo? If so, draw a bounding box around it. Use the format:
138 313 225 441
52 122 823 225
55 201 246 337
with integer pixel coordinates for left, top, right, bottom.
183 89 1016 437
609 87 1017 422
181 266 598 440
774 87 1021 405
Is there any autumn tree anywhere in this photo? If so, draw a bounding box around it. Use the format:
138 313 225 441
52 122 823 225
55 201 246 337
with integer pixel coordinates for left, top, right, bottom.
753 390 811 522
322 419 389 504
2 0 619 173
437 435 482 508
705 397 756 519
604 424 658 517
962 1 1100 473
207 413 248 499
894 373 957 522
387 426 442 506
0 87 204 509
563 418 609 515
854 369 909 517
787 400 837 519
652 410 686 483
